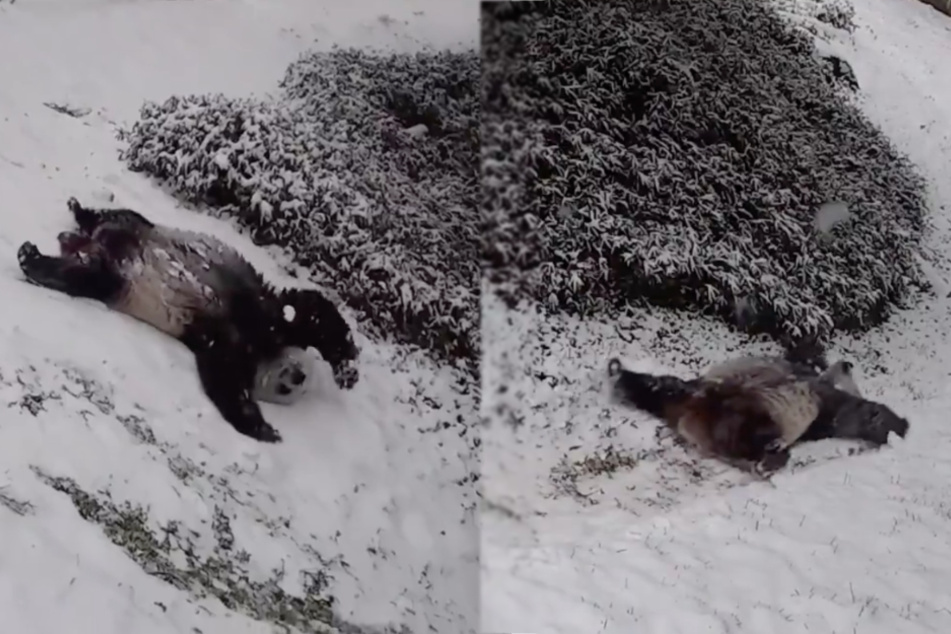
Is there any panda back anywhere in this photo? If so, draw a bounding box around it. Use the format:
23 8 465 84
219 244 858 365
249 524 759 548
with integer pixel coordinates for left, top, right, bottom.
111 226 258 337
702 356 822 447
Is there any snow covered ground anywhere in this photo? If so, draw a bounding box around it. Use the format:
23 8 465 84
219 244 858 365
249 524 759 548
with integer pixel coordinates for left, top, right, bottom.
0 1 478 633
482 1 951 632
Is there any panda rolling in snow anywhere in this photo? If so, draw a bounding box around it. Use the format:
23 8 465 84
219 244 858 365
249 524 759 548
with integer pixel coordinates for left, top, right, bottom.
607 355 909 474
17 196 360 443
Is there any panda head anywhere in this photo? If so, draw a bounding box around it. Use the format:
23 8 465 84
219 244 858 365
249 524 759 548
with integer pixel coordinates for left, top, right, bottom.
253 347 317 406
821 359 861 398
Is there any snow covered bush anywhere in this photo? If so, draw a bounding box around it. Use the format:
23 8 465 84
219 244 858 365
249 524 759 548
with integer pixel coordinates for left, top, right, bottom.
482 0 930 346
814 0 857 32
120 47 479 370
771 0 857 35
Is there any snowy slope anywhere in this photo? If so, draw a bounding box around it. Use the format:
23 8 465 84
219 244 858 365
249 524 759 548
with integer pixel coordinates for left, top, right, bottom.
482 1 951 632
0 1 478 633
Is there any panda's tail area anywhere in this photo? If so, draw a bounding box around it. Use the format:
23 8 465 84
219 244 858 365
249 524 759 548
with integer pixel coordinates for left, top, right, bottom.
607 359 697 422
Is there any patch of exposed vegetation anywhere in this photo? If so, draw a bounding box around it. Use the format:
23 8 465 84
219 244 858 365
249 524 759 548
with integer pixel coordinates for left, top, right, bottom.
32 467 338 632
550 445 648 505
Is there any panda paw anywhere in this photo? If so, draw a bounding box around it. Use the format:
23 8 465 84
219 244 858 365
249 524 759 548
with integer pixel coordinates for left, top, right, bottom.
333 362 359 390
607 357 624 377
764 438 788 454
17 242 40 268
756 448 791 475
253 421 282 443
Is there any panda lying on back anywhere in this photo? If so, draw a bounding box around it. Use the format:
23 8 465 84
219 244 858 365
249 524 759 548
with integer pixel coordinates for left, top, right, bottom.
607 354 909 474
17 196 360 443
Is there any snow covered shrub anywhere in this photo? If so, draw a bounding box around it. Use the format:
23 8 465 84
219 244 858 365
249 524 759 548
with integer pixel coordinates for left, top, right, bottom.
120 47 479 369
770 0 856 34
814 0 857 33
482 0 930 346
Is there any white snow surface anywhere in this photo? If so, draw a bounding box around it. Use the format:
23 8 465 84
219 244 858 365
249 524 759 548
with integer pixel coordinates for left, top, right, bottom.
482 1 951 632
0 1 478 634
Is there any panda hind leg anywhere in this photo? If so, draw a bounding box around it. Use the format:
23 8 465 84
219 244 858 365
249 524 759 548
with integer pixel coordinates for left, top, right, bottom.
67 196 154 233
17 241 123 301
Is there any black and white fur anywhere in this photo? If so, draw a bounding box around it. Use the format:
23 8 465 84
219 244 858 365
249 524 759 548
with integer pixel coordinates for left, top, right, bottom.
17 197 360 443
252 346 317 405
607 354 908 473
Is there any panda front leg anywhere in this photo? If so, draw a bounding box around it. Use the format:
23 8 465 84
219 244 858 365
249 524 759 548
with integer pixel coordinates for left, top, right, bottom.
192 343 282 443
17 242 123 301
278 288 360 390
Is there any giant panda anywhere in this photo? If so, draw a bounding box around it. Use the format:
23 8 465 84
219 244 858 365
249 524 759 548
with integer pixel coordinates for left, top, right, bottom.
607 354 908 473
17 196 360 443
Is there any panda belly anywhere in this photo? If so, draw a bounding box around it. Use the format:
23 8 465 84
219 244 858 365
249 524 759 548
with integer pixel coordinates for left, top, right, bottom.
675 380 820 458
112 244 223 338
754 381 820 447
702 359 822 449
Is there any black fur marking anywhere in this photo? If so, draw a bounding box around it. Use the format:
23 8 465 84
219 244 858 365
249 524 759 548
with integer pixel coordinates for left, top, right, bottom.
18 197 361 443
289 367 307 385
